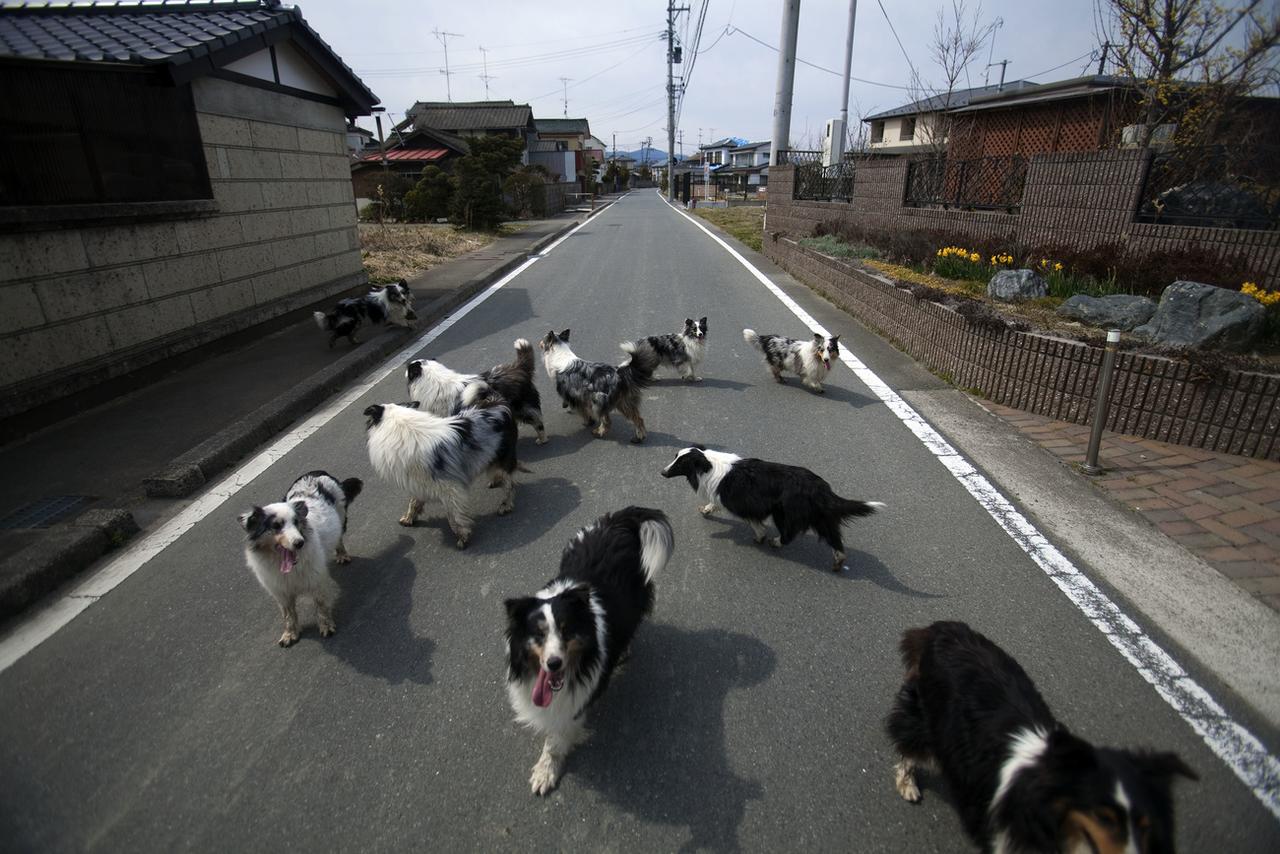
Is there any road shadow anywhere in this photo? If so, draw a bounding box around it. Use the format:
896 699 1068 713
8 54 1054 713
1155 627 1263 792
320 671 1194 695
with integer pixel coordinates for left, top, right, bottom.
466 475 581 555
649 376 754 392
327 534 434 685
572 624 775 852
418 286 536 355
521 422 691 459
840 549 944 598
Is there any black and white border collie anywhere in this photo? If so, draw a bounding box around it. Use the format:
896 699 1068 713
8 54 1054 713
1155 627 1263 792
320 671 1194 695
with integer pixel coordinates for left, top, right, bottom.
238 471 362 646
661 446 881 572
406 338 548 444
887 621 1196 853
636 316 708 381
504 506 673 795
540 329 659 443
313 279 418 347
363 400 519 549
742 328 840 392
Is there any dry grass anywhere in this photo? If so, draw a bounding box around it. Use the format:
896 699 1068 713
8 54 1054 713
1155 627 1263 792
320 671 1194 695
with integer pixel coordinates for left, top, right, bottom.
359 223 494 283
692 205 765 252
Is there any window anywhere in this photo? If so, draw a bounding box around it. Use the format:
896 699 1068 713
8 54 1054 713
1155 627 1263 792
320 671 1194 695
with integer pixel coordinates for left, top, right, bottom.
900 117 917 141
871 121 884 143
0 65 212 209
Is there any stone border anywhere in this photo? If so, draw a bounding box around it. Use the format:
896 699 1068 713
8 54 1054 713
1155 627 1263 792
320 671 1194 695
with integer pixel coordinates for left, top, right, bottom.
764 235 1280 461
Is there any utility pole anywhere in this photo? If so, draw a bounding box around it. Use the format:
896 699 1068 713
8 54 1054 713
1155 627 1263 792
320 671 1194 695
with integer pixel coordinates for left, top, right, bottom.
1097 41 1111 75
838 0 857 128
479 46 496 98
433 28 463 102
666 0 688 203
770 1 801 166
559 77 572 118
677 128 684 158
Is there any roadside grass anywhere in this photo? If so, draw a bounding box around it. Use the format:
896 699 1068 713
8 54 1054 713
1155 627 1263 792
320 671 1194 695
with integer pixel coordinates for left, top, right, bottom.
691 205 765 252
800 234 881 259
359 223 494 283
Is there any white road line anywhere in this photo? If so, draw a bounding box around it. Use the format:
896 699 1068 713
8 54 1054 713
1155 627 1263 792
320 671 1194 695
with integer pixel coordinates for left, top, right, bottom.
0 206 616 674
660 191 1280 820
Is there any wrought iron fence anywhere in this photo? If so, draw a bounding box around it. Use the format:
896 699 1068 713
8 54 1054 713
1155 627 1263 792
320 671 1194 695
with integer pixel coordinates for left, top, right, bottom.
775 149 822 166
905 155 1027 212
793 160 856 202
1136 144 1279 230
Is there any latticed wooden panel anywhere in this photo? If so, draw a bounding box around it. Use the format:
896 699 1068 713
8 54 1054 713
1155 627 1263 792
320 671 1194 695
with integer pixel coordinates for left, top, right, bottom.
1057 101 1102 151
980 111 1019 157
1018 105 1057 155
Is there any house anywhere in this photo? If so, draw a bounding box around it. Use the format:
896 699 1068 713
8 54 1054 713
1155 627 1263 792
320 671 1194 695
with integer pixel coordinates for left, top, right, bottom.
349 126 470 200
717 140 771 193
346 122 376 158
0 0 377 420
402 99 537 162
863 82 1037 155
529 118 595 185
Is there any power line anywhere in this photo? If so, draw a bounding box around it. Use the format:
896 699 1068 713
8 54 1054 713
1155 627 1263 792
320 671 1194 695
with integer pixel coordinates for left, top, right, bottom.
341 25 658 57
524 41 658 102
1022 49 1098 80
874 0 919 84
356 33 658 77
728 27 912 90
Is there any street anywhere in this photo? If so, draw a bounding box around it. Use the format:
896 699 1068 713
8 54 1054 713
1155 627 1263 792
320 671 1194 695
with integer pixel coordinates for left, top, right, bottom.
1 190 1276 851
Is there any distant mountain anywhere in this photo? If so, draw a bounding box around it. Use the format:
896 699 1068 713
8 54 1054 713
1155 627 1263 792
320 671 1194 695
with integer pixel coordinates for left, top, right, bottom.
608 148 685 165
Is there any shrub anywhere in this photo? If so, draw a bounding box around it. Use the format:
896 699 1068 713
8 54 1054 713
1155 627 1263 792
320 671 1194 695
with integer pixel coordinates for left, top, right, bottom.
402 166 454 222
450 135 525 229
800 234 880 259
504 166 549 218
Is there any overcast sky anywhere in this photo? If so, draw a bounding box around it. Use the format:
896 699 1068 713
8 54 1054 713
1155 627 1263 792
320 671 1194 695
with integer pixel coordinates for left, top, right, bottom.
299 0 1107 155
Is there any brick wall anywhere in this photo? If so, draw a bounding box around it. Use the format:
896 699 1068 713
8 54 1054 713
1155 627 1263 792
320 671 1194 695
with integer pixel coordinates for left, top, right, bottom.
764 236 1280 460
767 152 1280 286
0 76 366 419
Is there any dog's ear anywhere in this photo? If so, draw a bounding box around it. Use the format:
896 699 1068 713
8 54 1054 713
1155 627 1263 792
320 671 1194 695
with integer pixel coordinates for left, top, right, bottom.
684 317 694 327
561 585 592 610
699 316 708 326
813 332 825 344
238 506 266 535
402 400 421 409
406 360 423 382
504 596 539 623
559 328 571 342
692 443 707 451
292 501 308 520
1128 751 1198 785
830 335 840 344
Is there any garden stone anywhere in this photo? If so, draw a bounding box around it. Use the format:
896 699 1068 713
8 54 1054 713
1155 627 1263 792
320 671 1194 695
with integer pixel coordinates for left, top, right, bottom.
988 269 1047 302
1056 294 1157 331
1133 280 1265 351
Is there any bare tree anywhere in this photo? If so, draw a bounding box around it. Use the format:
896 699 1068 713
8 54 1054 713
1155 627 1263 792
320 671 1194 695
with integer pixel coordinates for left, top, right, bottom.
912 0 999 155
1098 0 1280 146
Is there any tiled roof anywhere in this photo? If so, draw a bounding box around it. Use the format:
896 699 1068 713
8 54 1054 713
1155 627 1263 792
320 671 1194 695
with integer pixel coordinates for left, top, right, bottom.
358 148 448 163
863 81 1038 121
535 117 590 136
408 100 534 132
0 0 377 112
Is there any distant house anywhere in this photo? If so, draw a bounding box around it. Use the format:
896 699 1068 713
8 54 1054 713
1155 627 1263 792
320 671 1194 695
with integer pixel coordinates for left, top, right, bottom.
349 126 469 199
0 0 378 419
863 82 1037 155
530 118 593 184
346 122 376 158
718 140 771 192
402 99 537 161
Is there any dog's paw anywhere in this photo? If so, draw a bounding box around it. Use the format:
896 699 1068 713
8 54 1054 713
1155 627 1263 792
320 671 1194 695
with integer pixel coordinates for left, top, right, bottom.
592 427 608 438
529 756 560 796
455 533 471 550
398 514 415 527
335 552 351 565
629 435 645 444
699 503 716 516
769 536 782 549
497 502 514 516
318 622 336 638
535 434 549 445
895 763 922 802
277 630 299 647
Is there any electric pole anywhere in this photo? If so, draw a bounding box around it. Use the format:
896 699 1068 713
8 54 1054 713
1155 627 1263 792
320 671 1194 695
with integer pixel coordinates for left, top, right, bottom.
559 77 572 118
433 28 463 102
770 1 801 165
479 46 496 98
1098 42 1111 75
666 0 689 202
839 0 857 128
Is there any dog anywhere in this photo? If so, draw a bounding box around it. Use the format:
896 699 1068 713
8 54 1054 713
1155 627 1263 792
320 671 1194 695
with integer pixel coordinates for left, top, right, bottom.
661 445 881 572
742 329 840 392
886 621 1197 853
635 316 708 381
504 506 673 795
363 400 519 549
313 279 418 347
406 339 547 444
539 329 659 443
237 471 362 647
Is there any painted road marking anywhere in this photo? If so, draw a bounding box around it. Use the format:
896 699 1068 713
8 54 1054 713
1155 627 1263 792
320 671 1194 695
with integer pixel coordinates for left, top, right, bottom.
661 190 1280 820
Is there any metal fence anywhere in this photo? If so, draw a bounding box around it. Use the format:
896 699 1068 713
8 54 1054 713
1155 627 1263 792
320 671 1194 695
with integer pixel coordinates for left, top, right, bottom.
905 155 1027 212
777 150 857 202
775 149 822 166
1136 144 1279 230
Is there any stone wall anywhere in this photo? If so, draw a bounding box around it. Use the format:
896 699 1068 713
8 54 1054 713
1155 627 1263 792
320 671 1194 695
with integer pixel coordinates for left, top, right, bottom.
0 76 365 419
763 235 1280 460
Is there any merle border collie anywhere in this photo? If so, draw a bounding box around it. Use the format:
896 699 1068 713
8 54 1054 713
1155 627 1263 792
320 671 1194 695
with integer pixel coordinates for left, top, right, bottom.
313 279 418 347
504 506 673 795
406 338 547 444
238 471 362 646
363 400 519 549
540 329 659 443
887 621 1196 853
635 316 708 382
742 328 840 392
661 446 881 572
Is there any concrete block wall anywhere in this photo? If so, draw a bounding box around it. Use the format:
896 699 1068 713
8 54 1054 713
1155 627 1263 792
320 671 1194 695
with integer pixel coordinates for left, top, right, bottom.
0 76 365 419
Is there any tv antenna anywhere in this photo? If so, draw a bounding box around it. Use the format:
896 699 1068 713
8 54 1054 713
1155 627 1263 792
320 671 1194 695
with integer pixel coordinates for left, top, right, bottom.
433 28 464 102
478 45 497 98
558 77 572 117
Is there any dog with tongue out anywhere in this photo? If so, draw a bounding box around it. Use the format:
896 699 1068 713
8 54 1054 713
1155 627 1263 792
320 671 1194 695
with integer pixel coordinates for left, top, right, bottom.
504 506 674 795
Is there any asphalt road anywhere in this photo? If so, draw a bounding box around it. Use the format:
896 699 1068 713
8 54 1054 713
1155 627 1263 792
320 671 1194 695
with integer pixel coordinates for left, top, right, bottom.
1 191 1276 852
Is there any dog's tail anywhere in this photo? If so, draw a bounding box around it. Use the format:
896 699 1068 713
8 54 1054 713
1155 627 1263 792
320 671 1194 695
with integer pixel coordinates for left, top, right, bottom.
618 339 660 390
512 338 536 376
742 328 762 350
341 477 364 505
836 498 884 520
460 379 495 409
634 509 674 584
313 310 332 332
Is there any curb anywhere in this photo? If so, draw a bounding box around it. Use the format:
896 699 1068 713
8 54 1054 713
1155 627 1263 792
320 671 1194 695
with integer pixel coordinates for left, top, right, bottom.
143 217 583 499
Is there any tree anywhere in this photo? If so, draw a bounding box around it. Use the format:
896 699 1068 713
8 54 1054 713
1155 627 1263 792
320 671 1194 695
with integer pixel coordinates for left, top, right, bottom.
1098 0 1280 147
914 0 998 155
402 165 453 222
449 135 526 229
504 165 549 218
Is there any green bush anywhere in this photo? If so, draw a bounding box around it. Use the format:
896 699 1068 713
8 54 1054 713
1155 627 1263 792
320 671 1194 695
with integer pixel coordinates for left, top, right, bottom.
800 234 880 259
450 135 525 229
402 165 453 221
504 167 549 218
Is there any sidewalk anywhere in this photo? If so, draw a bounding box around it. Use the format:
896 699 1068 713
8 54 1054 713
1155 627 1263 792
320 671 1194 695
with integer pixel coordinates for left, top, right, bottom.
983 402 1280 613
0 211 593 620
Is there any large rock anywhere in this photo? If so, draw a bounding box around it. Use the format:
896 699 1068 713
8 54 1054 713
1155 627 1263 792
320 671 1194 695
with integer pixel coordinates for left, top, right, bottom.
988 269 1047 302
1133 280 1266 351
1056 294 1157 331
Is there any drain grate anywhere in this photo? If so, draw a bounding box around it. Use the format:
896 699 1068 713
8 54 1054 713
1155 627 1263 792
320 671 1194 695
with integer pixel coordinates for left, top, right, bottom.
0 495 96 529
